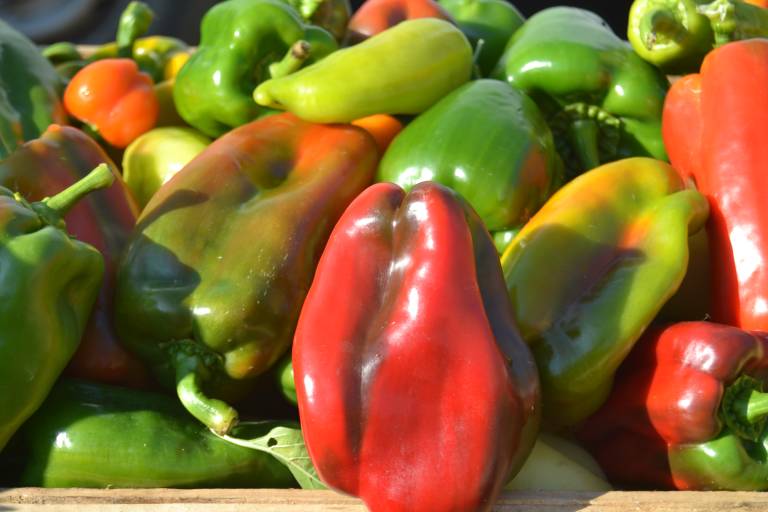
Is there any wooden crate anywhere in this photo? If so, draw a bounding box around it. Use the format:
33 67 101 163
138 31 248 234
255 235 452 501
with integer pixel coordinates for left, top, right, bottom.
3 489 768 511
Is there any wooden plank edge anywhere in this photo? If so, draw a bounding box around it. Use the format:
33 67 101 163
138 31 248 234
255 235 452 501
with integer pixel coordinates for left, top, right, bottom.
4 489 768 509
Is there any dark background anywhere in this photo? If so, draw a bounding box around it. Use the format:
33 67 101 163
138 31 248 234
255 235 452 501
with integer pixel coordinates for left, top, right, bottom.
0 0 634 45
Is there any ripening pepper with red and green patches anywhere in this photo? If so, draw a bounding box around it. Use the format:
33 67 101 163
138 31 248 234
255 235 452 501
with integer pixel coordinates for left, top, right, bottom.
114 112 379 435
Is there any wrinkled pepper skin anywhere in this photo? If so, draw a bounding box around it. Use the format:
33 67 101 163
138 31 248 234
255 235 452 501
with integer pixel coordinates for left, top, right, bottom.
0 18 67 159
0 125 148 389
628 0 768 75
579 322 768 490
438 0 525 76
173 0 338 137
7 380 295 488
500 157 709 428
664 39 768 332
0 165 113 452
254 18 473 123
378 79 562 233
347 0 454 43
492 7 669 179
294 182 540 512
115 113 378 434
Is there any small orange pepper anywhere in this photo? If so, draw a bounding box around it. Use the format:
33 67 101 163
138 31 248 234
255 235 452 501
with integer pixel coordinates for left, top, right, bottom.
745 0 768 7
351 114 403 153
64 58 159 148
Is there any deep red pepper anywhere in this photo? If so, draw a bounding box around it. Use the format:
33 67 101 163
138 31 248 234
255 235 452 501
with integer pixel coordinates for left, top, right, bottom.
293 181 540 511
663 39 768 330
0 125 150 388
578 322 768 490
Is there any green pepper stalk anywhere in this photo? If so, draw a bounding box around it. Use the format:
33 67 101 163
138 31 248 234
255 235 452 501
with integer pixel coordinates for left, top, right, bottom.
116 1 155 58
628 0 768 75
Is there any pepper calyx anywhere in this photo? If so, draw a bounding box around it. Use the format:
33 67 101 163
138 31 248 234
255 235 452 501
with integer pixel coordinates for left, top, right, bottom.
720 374 768 443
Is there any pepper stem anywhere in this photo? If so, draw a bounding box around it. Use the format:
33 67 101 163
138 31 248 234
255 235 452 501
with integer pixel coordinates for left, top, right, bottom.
269 41 312 80
745 389 768 424
567 119 601 173
721 375 768 442
471 38 486 79
44 164 115 216
640 8 688 49
173 342 238 436
116 1 155 58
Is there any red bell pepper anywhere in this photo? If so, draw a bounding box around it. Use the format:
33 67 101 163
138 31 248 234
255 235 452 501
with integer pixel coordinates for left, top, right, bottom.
293 181 540 511
0 124 150 388
347 0 454 42
663 39 768 330
578 322 768 490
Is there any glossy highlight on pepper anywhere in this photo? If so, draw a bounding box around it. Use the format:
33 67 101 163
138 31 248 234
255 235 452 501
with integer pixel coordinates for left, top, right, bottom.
664 39 768 331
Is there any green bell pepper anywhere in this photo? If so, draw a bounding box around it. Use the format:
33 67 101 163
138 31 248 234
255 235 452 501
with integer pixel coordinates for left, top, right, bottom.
0 164 113 452
173 0 338 137
0 18 66 159
492 7 669 179
5 379 295 488
438 0 525 76
628 0 768 75
254 18 473 123
500 157 708 428
378 79 562 234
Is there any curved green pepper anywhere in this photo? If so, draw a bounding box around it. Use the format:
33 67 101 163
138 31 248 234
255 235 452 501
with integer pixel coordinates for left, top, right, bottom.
173 0 338 137
0 18 66 159
254 18 473 123
492 7 669 179
7 380 295 488
0 164 113 451
438 0 525 76
378 79 562 233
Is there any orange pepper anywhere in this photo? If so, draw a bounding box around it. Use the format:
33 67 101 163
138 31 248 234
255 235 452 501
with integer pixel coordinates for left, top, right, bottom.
745 0 768 6
64 58 159 148
351 114 403 153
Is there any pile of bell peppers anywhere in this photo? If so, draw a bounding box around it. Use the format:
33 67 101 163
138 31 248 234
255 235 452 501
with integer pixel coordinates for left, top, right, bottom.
5 0 768 508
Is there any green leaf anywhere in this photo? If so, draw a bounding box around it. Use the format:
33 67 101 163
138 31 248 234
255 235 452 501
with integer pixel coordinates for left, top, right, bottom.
213 420 327 490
